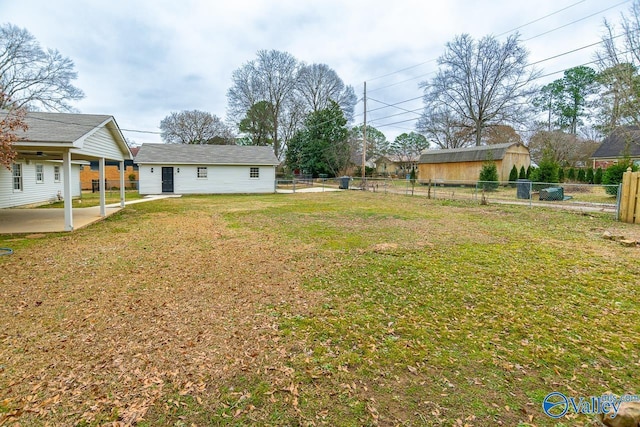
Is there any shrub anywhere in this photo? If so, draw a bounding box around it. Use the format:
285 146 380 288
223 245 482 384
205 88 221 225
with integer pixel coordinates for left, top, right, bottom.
577 169 586 182
519 166 526 179
567 167 576 181
479 161 499 191
526 166 531 179
536 158 559 184
603 162 638 196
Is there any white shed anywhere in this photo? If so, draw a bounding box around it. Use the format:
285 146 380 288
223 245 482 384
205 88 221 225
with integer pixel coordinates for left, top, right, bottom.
134 144 279 195
1 111 132 230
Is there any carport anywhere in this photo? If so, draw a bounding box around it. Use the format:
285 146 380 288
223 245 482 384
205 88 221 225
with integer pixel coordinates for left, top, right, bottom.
4 112 132 231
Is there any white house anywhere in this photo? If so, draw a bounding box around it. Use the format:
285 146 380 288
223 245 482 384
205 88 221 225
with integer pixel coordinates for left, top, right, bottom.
1 111 132 230
134 144 279 195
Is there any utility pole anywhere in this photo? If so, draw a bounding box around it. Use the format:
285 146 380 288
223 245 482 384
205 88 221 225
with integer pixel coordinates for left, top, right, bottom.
362 81 367 184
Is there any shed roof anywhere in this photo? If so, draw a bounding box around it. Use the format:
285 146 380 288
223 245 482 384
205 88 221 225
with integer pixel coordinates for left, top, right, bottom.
134 143 279 165
591 126 640 159
419 142 526 164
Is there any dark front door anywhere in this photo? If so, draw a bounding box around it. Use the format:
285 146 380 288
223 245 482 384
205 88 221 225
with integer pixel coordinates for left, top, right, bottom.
161 167 174 193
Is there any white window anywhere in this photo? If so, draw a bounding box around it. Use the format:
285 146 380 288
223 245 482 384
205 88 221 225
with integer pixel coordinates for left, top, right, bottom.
36 164 44 183
250 167 259 178
54 166 61 182
12 163 22 191
197 167 208 178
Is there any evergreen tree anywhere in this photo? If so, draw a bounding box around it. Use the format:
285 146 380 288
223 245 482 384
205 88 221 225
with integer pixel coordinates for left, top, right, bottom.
558 168 565 182
577 169 586 182
567 167 576 181
509 165 518 182
585 168 594 184
519 165 526 179
285 101 349 177
479 160 499 191
536 150 559 184
594 167 603 185
526 166 531 179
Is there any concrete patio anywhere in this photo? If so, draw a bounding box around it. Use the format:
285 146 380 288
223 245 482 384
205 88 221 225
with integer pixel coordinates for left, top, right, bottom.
0 195 180 234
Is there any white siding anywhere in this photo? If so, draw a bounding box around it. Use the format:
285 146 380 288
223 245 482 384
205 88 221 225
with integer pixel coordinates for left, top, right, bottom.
0 161 81 208
138 164 276 195
75 126 126 160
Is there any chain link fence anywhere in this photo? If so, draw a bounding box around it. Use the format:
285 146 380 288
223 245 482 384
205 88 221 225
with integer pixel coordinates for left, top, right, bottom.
80 179 139 192
275 177 620 217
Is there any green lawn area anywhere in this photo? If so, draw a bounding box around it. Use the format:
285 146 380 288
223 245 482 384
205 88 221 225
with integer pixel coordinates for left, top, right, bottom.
1 192 638 426
38 190 144 208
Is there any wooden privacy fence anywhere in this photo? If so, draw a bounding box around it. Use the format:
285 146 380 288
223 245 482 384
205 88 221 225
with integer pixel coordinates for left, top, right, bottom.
620 168 640 224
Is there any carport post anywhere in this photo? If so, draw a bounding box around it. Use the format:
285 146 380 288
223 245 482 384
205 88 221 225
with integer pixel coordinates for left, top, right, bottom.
62 150 73 231
99 157 106 217
119 161 125 208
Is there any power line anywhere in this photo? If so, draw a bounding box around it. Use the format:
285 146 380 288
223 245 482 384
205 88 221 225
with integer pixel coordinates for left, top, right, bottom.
364 0 614 84
121 128 162 135
360 22 637 126
495 0 588 37
523 0 631 41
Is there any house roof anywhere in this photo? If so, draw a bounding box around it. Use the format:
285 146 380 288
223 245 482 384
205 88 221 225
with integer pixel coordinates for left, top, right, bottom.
591 126 640 159
419 142 525 164
377 154 420 163
13 112 114 143
134 143 280 165
3 110 131 160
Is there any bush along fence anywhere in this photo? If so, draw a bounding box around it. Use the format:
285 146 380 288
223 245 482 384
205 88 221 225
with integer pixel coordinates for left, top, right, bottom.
619 168 640 224
275 177 620 217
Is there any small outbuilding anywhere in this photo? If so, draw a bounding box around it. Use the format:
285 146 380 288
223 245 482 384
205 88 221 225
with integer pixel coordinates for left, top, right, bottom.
134 143 279 195
418 142 530 183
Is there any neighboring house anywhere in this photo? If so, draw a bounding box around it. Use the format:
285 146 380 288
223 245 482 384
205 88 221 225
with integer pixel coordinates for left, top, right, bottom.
374 154 420 177
591 126 640 169
418 142 530 182
1 111 132 230
80 146 139 190
343 152 375 177
134 144 279 194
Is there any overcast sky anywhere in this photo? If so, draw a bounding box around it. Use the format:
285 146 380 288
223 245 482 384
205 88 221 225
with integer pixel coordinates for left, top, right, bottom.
1 0 633 145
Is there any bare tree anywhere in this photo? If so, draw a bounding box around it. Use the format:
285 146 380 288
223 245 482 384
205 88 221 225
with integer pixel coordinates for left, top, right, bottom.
528 130 599 166
419 33 538 146
595 2 640 131
417 107 474 148
296 63 357 122
227 50 299 159
160 110 235 145
0 24 84 111
484 125 523 145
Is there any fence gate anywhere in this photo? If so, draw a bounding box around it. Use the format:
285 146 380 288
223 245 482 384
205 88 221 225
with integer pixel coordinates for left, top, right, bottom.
620 169 640 224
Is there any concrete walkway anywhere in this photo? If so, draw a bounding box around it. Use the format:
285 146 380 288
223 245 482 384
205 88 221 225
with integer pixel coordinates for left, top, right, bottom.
0 195 180 234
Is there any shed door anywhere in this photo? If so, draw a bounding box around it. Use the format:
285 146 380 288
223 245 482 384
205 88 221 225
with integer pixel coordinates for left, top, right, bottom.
161 167 174 193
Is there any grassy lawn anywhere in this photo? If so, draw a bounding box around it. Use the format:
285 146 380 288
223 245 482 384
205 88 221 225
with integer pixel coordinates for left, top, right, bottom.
1 192 638 426
37 190 145 208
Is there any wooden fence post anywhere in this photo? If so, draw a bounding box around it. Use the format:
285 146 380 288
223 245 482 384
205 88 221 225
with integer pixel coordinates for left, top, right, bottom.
620 168 639 224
